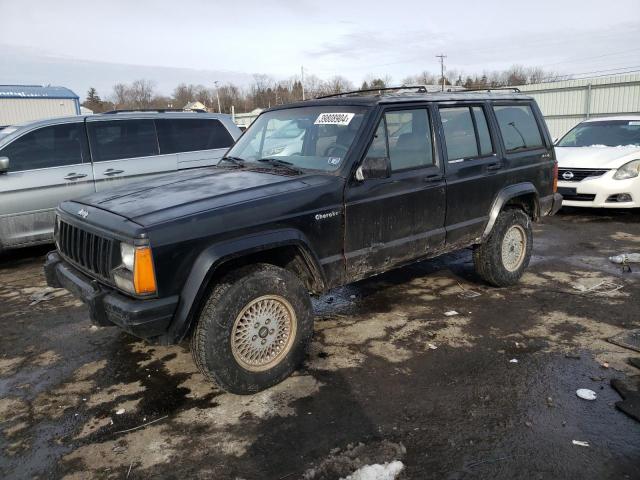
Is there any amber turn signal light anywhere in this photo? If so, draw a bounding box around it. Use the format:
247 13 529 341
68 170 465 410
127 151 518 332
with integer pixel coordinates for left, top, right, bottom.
133 246 157 295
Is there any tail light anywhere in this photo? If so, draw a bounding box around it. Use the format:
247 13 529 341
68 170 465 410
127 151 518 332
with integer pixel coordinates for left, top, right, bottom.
553 161 558 193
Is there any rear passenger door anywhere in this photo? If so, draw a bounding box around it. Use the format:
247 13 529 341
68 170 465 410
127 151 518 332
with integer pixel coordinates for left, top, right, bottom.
156 118 236 169
438 103 503 244
87 118 177 191
345 106 446 279
0 122 94 246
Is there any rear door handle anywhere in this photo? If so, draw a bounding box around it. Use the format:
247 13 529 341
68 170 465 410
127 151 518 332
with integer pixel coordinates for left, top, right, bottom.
64 173 88 180
424 174 443 183
103 168 124 176
486 162 503 172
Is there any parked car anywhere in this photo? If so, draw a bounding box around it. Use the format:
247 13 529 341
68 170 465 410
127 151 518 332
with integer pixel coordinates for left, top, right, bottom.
555 116 640 208
0 111 241 250
45 88 561 394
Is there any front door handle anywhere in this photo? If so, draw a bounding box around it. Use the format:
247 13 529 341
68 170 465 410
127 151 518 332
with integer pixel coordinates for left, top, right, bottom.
424 174 443 183
64 173 88 181
103 168 124 176
486 162 503 172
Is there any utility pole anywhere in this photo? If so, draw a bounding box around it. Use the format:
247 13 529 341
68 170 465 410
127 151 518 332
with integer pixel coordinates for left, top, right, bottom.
301 65 305 101
436 54 447 91
214 80 222 113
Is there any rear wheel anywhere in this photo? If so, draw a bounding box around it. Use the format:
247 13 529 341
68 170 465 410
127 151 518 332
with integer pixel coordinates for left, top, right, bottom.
190 263 313 394
473 209 533 287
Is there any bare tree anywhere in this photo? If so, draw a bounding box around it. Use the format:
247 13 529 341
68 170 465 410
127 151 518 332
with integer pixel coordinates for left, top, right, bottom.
129 79 155 108
112 83 129 107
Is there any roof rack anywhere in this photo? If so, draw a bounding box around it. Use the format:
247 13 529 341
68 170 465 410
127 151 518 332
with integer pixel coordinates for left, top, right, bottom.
315 85 429 99
451 87 521 93
101 108 208 114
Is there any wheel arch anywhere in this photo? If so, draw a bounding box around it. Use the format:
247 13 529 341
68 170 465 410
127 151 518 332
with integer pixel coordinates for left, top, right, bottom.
165 228 326 344
482 183 539 240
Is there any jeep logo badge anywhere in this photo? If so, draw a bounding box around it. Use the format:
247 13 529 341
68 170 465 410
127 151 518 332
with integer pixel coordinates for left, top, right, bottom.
562 171 574 180
78 208 89 219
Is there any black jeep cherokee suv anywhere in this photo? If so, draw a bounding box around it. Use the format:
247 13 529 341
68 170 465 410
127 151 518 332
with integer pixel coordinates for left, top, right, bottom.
45 88 562 394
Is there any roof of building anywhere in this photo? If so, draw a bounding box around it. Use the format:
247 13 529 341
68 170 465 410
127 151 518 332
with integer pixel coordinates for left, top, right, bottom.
183 101 207 111
0 85 79 100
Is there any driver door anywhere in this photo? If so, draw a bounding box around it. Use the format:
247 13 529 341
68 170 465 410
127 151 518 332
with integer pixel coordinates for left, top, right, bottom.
344 107 446 280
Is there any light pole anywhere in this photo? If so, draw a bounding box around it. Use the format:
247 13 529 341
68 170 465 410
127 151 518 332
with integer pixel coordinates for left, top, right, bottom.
436 54 447 92
214 80 222 113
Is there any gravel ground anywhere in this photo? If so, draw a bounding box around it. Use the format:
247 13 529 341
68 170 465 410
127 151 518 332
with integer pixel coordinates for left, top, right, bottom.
1 207 639 480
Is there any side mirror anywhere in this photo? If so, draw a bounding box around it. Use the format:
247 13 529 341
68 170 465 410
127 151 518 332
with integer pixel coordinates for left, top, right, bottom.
355 156 390 181
0 157 8 174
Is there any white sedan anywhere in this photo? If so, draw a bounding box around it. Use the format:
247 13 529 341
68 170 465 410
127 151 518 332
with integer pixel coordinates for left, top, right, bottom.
555 116 640 208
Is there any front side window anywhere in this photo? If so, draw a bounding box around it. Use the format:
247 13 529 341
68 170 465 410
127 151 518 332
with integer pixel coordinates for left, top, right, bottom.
557 120 640 148
363 109 433 172
156 118 234 154
494 104 544 152
88 119 159 162
226 106 368 172
0 123 88 172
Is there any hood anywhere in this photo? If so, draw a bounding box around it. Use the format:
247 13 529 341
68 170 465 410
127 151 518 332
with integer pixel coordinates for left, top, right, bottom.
76 167 318 226
555 145 640 169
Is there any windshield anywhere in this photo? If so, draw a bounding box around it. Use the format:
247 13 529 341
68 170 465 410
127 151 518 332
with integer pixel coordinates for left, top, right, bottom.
225 106 368 172
557 120 640 148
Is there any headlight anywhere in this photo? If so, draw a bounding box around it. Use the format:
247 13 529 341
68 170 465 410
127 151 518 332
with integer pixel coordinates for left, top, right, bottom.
120 243 135 270
113 242 157 295
613 159 640 180
266 145 285 155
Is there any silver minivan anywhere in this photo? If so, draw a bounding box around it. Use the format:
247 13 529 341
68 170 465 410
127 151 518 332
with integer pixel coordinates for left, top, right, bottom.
0 111 241 250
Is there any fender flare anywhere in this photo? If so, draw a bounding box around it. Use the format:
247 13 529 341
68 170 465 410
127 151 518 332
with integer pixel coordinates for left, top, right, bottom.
165 228 325 343
482 183 539 239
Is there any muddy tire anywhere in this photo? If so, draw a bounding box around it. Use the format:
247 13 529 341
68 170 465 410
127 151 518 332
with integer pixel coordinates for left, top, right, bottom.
473 208 533 287
190 263 313 394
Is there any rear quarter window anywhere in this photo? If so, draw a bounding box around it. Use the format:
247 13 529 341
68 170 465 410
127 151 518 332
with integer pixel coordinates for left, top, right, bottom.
493 104 544 152
156 118 234 154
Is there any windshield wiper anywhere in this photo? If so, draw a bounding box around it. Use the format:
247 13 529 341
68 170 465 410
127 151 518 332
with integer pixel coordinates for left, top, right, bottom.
256 157 304 174
219 156 246 167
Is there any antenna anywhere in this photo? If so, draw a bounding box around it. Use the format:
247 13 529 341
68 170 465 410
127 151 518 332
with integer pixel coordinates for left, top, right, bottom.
436 54 447 92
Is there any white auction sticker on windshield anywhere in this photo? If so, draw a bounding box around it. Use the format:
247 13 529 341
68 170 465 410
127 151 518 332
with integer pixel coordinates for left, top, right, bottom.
314 112 355 125
629 121 640 125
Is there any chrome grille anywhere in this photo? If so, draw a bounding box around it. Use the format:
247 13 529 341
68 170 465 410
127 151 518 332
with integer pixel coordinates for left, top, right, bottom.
57 220 115 280
558 168 609 182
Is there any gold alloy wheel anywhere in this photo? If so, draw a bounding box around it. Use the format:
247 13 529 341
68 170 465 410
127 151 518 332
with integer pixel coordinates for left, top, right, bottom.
501 224 527 272
230 295 297 372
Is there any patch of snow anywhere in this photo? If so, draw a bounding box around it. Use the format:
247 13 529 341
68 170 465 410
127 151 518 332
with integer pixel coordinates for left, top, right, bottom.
340 461 404 480
444 310 459 317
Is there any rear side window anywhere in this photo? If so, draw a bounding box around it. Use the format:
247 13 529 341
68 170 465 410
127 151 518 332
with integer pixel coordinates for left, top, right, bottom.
0 123 88 172
88 119 159 162
494 104 544 152
439 106 495 162
156 118 234 154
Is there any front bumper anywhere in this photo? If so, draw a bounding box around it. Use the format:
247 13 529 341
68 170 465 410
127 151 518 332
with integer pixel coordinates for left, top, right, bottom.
44 251 178 340
558 173 640 208
539 192 563 217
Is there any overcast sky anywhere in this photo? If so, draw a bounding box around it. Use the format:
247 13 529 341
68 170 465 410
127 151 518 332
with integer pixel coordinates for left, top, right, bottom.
1 0 640 97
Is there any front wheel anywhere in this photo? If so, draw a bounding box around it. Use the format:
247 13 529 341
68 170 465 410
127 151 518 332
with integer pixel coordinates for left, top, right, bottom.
473 209 533 287
190 263 314 394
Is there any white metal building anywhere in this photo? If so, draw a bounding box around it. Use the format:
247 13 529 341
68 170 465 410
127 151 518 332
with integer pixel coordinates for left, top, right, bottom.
0 85 81 127
516 73 640 138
